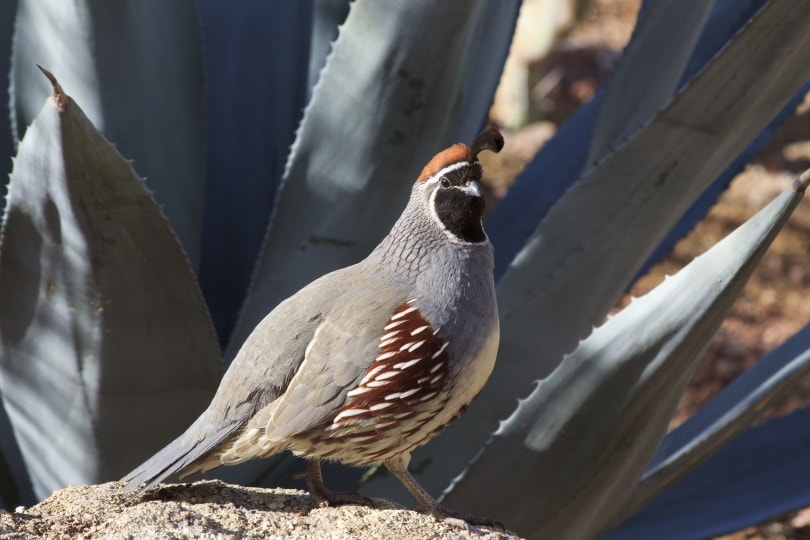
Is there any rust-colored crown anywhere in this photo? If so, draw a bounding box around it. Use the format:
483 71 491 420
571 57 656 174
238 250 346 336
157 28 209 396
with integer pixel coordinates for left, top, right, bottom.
416 127 504 183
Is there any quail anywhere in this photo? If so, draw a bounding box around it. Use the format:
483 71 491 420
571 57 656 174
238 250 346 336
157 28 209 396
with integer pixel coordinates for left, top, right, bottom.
122 127 504 526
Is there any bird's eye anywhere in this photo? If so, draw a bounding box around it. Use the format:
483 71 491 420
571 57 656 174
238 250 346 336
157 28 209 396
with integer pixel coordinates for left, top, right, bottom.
440 177 451 188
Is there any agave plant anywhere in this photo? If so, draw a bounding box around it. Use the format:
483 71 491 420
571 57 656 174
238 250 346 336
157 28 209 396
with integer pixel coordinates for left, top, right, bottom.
1 1 809 539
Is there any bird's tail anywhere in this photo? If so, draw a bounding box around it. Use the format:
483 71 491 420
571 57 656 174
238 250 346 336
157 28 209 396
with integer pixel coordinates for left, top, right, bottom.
121 414 240 497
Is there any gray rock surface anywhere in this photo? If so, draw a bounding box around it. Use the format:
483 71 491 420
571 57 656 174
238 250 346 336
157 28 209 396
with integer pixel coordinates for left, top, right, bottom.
0 480 522 539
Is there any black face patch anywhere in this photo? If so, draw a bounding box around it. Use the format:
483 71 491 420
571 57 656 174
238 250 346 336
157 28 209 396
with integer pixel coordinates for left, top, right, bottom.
433 164 486 243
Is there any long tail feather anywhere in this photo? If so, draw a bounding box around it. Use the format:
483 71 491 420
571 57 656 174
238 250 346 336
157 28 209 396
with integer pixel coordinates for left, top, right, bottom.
121 415 241 497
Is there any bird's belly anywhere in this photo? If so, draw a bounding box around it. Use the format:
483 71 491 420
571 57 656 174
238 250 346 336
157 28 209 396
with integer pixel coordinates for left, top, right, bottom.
285 397 452 466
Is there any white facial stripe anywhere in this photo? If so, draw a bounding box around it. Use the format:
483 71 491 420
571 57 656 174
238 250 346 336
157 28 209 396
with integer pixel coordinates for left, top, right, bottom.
422 160 477 186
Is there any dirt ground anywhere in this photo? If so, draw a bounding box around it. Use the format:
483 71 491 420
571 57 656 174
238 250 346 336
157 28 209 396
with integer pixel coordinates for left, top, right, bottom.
484 1 810 539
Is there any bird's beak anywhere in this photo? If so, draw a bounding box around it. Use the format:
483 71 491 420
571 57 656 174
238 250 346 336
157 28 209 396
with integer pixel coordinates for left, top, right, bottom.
460 180 482 197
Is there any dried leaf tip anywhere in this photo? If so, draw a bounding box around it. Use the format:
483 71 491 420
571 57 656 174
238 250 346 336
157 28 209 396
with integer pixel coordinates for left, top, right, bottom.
36 65 68 111
793 167 810 194
470 126 504 162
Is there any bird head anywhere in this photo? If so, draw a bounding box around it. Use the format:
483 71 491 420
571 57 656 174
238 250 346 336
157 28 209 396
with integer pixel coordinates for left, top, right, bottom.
413 127 504 244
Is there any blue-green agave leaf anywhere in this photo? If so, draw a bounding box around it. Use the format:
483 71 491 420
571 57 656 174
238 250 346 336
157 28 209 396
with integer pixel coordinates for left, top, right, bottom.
405 0 810 501
496 0 810 390
308 0 350 98
602 408 810 540
0 73 221 501
0 399 32 509
637 81 810 281
227 0 519 359
586 0 715 163
440 170 810 539
10 0 206 267
0 0 16 206
196 1 313 344
487 0 767 280
614 322 810 523
0 0 29 510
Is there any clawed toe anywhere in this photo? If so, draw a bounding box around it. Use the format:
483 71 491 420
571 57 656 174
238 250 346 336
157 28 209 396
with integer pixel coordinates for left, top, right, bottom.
429 505 503 530
310 489 373 508
297 459 373 510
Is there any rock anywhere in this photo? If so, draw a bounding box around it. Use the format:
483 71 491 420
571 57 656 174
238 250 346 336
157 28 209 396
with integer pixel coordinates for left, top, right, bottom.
0 481 522 539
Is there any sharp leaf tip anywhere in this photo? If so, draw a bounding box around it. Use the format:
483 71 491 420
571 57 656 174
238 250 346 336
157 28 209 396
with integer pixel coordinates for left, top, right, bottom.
793 168 810 194
36 65 68 110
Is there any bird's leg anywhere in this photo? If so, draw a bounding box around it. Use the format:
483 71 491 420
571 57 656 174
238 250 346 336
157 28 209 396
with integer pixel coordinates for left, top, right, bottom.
384 454 502 530
296 459 372 508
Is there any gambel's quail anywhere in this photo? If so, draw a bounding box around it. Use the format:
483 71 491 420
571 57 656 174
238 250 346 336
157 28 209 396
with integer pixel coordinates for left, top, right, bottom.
123 127 505 525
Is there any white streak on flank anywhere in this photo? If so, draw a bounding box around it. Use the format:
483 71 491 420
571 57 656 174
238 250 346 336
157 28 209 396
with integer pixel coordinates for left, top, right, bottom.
376 351 397 361
384 392 401 400
411 325 430 335
419 391 439 402
360 365 386 384
408 340 427 352
380 330 401 341
394 358 422 370
376 371 400 380
391 306 418 320
406 298 418 304
333 408 367 423
347 386 371 397
392 411 414 419
432 342 449 359
430 374 443 385
367 380 391 387
430 362 444 374
370 402 395 411
417 376 431 384
384 320 406 330
432 326 442 335
399 388 420 399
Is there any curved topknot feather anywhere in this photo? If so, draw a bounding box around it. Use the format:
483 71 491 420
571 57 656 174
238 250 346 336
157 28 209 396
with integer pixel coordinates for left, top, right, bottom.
470 126 504 161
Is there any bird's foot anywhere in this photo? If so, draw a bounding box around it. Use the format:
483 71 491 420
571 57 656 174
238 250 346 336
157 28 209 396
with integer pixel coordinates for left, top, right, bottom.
308 485 373 509
384 455 503 530
418 502 504 531
293 461 373 509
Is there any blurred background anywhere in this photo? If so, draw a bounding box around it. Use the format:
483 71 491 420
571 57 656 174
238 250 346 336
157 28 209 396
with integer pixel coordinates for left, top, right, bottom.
483 1 810 538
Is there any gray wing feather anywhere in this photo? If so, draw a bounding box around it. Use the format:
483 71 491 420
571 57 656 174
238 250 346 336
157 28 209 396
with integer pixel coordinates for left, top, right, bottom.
257 280 405 440
122 269 352 492
123 265 407 492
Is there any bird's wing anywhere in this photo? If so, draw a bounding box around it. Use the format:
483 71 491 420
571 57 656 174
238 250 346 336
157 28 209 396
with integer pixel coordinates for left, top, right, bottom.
205 270 361 426
253 278 406 441
122 266 365 491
